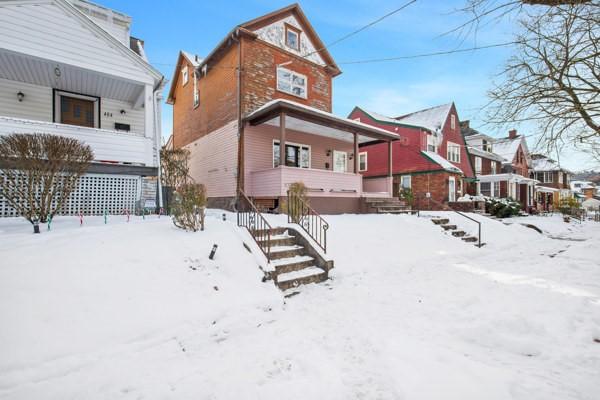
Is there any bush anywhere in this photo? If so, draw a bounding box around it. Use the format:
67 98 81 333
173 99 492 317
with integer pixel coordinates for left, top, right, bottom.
0 133 93 224
485 197 521 218
282 181 308 222
171 183 207 232
399 188 414 207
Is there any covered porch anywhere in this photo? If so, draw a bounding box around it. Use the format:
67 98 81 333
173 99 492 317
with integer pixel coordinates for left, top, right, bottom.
242 100 397 208
477 173 538 209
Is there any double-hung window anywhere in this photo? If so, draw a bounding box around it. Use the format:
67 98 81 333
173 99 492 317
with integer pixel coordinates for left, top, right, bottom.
358 152 368 172
427 134 437 152
277 67 307 98
273 140 310 168
491 161 497 174
400 175 411 189
475 156 482 174
447 142 460 163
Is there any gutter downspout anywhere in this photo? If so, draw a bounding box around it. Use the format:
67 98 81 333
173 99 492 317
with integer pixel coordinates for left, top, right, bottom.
153 77 165 209
234 28 244 200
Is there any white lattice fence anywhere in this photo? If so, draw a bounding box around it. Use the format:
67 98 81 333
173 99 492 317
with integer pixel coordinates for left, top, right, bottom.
0 172 140 217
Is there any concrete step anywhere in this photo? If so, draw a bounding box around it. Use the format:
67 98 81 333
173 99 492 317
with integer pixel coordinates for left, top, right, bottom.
431 218 450 225
276 266 327 291
452 230 466 237
251 227 287 236
257 233 295 247
462 236 478 243
269 245 305 260
441 224 457 230
271 255 316 274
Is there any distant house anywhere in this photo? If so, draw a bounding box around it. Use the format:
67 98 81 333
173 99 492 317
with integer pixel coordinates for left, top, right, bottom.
0 0 165 217
348 103 476 209
570 180 596 200
530 154 573 210
167 4 398 214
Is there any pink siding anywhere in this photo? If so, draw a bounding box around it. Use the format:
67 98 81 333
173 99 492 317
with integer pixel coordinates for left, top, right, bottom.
363 176 392 194
185 120 238 197
250 166 362 197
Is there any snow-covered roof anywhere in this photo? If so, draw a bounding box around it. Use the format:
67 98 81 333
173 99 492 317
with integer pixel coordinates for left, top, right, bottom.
359 108 424 130
421 151 463 174
395 103 453 134
531 157 559 172
492 137 522 164
466 145 505 162
478 173 538 184
182 50 202 67
570 181 596 192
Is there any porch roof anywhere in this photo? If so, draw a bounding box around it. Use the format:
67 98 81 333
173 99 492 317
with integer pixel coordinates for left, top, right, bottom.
244 99 400 144
478 173 538 184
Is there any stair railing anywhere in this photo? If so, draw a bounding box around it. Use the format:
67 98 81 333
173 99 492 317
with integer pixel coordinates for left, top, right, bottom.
428 197 483 248
237 189 272 262
287 190 329 253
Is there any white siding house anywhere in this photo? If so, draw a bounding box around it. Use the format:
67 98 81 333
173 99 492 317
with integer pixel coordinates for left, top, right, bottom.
0 0 165 216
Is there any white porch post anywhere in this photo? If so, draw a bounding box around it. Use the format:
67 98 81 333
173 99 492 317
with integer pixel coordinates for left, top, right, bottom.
144 84 154 140
353 132 359 173
279 112 286 168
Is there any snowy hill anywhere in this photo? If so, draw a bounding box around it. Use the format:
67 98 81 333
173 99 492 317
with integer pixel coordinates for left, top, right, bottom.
1 211 599 399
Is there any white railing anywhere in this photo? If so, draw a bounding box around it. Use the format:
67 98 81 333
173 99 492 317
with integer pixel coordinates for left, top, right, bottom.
0 116 154 166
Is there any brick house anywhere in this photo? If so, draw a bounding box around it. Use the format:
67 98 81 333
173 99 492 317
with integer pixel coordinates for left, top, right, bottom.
530 154 573 210
348 104 476 209
167 4 398 213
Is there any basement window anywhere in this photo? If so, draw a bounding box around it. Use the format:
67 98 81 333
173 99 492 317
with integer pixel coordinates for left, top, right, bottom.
277 67 307 98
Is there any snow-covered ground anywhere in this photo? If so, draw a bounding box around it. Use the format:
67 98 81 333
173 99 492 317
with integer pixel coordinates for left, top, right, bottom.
1 211 599 399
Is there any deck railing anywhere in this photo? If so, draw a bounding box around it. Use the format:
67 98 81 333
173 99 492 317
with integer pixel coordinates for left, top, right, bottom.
287 190 329 253
237 189 272 262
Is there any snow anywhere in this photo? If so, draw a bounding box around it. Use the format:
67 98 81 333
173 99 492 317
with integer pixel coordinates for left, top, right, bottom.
395 103 453 134
277 266 324 282
421 150 463 173
181 50 201 67
492 137 523 163
1 211 600 399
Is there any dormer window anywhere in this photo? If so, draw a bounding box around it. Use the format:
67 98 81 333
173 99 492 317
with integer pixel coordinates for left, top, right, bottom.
285 24 300 51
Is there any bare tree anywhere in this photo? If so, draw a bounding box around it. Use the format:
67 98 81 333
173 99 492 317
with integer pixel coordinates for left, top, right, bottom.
0 133 93 224
160 147 191 188
485 2 600 159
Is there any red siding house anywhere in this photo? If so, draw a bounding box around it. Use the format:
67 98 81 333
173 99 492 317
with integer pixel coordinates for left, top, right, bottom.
348 103 476 209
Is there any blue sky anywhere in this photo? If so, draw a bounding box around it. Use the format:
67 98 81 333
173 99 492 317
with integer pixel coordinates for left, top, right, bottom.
101 0 597 171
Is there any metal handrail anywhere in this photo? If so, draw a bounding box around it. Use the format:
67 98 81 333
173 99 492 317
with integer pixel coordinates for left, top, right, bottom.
237 189 272 261
427 196 483 248
287 190 329 253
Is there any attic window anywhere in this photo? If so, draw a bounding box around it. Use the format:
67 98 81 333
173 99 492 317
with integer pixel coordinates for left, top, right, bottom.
285 24 300 51
451 114 456 130
182 66 189 86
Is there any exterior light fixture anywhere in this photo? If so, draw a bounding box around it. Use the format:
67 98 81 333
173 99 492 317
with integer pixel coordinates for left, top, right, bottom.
120 109 126 115
17 91 24 102
326 149 332 157
54 67 61 77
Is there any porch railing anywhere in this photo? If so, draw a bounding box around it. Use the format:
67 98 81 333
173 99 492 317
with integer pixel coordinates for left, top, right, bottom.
237 189 272 262
287 190 329 253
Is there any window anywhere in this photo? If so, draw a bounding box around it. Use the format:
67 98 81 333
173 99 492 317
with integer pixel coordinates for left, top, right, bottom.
182 66 189 86
333 151 347 173
493 182 500 197
193 72 199 108
358 152 368 172
277 67 307 98
480 182 491 197
285 24 300 51
482 139 492 152
543 172 553 183
448 176 456 202
475 156 482 174
427 134 437 152
401 175 411 189
491 161 497 174
558 172 563 184
273 141 310 168
447 142 461 163
450 114 456 130
54 90 99 128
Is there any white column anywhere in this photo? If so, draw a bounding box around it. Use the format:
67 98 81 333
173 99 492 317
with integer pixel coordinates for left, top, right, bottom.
144 84 154 141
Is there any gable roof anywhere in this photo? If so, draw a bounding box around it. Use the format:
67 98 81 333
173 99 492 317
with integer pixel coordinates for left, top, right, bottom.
166 50 203 103
493 136 527 164
421 151 464 174
531 155 573 173
395 103 453 134
351 107 427 131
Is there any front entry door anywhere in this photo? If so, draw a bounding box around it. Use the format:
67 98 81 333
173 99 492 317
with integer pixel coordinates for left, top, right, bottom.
448 176 456 202
333 151 347 173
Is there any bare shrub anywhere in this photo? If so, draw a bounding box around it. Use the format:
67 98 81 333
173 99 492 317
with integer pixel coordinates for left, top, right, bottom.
282 181 308 222
0 133 93 223
171 183 207 232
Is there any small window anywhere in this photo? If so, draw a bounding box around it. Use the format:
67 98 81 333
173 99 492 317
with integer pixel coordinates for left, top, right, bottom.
285 24 300 51
451 115 456 130
491 161 497 174
182 66 189 86
427 134 437 152
447 141 461 163
193 72 199 108
277 67 307 98
401 175 411 189
358 152 367 172
475 156 482 174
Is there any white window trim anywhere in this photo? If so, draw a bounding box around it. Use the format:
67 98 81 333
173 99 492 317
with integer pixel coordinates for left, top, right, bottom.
447 141 461 163
182 66 189 86
273 139 311 169
491 161 497 174
358 152 368 172
449 176 456 202
427 134 437 152
285 27 300 51
332 150 348 173
193 73 199 108
400 175 412 189
54 90 100 129
475 156 482 174
276 67 308 99
451 115 456 130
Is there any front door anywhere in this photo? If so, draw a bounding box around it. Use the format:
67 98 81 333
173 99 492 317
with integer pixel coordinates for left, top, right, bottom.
60 96 95 128
333 151 347 173
448 176 456 202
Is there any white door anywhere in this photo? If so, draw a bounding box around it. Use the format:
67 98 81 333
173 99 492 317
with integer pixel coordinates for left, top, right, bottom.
333 151 347 173
448 176 456 202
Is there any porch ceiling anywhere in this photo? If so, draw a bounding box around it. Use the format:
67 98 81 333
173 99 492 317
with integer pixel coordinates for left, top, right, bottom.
245 99 399 144
0 49 144 104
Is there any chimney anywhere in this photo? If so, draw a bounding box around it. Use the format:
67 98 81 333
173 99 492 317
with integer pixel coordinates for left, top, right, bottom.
508 129 518 139
460 120 470 129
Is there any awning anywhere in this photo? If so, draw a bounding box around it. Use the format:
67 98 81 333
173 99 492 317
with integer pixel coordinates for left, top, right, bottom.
244 99 400 144
536 186 560 193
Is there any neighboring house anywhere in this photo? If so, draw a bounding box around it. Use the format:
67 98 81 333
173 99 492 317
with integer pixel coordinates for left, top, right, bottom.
0 0 165 217
475 129 537 209
348 103 476 209
461 121 505 198
530 154 573 210
167 4 397 214
570 180 596 200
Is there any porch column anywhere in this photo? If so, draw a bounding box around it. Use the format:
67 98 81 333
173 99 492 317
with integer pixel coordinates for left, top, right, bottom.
279 112 286 167
353 132 359 173
144 84 154 140
387 140 393 177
